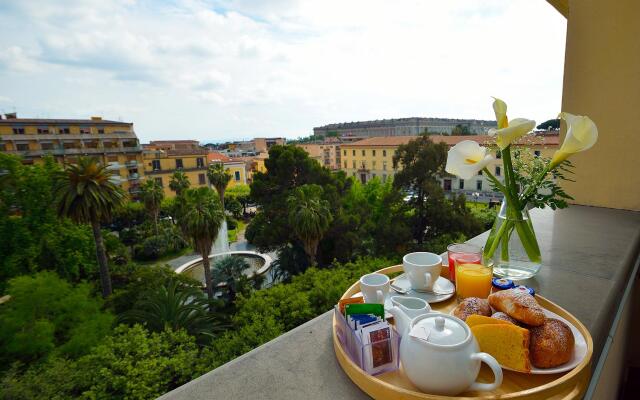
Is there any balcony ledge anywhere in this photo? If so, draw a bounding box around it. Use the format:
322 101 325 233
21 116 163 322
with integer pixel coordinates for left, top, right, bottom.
159 205 640 400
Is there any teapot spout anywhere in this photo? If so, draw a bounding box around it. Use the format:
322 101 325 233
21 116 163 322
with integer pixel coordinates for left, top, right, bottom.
388 305 412 337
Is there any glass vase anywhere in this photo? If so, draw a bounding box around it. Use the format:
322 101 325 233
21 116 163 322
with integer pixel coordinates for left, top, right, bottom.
483 199 542 280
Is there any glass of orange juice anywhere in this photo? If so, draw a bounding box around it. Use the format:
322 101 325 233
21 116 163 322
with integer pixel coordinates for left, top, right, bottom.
455 260 493 300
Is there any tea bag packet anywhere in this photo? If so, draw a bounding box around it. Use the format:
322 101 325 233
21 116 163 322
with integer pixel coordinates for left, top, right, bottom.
348 314 380 330
361 322 394 374
345 303 385 319
338 296 364 315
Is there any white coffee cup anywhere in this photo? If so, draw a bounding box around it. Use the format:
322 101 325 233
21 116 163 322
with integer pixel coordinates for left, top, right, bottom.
403 252 443 292
359 273 390 304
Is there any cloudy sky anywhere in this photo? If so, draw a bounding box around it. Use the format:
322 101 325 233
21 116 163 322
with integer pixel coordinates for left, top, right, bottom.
0 0 566 143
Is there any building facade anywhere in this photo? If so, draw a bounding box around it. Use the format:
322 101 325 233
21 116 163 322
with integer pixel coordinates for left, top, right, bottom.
253 137 286 153
296 143 341 170
0 114 144 195
143 147 209 197
314 117 496 138
207 152 247 188
340 134 559 202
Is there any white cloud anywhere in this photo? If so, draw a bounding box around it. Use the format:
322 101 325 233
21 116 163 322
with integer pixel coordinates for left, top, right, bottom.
0 0 566 142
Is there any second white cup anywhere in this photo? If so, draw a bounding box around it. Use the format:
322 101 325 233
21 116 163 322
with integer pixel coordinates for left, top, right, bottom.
403 252 443 292
359 273 390 304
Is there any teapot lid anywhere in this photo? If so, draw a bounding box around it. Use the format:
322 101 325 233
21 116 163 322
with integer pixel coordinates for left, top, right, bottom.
409 314 468 346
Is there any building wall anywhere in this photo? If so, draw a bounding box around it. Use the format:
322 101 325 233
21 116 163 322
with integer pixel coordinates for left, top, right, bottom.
314 118 496 138
0 118 143 195
557 0 640 210
223 162 247 188
297 143 341 170
253 137 285 153
143 151 208 197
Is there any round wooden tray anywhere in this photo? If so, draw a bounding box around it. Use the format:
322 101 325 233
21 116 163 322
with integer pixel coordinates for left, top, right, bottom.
333 265 594 399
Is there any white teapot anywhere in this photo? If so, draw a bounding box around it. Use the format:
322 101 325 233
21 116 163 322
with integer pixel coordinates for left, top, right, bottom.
389 309 503 396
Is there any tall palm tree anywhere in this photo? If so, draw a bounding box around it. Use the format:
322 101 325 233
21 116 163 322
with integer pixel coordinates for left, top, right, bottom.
287 184 333 267
169 170 190 196
207 162 232 209
179 187 225 303
119 280 226 344
54 157 126 297
212 256 252 304
140 179 164 234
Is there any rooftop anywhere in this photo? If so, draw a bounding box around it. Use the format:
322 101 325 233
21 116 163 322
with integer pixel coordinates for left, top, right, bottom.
207 152 233 163
0 117 131 126
340 133 560 147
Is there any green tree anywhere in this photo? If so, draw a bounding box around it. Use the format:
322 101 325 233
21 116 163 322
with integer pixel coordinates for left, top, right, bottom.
169 170 190 196
207 162 232 208
120 281 225 344
224 197 243 219
211 256 261 305
451 124 472 135
54 157 127 297
287 184 333 266
0 272 114 367
139 179 164 234
536 118 560 131
393 135 448 244
178 187 225 303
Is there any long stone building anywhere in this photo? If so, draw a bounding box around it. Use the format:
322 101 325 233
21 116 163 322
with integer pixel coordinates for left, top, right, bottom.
313 117 496 138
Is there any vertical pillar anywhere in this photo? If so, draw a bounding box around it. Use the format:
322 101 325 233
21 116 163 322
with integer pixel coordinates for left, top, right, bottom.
560 0 640 210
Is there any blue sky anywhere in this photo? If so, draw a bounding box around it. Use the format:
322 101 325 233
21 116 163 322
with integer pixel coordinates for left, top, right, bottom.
0 0 566 143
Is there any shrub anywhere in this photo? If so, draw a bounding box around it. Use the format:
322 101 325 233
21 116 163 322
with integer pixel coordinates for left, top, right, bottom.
226 216 238 230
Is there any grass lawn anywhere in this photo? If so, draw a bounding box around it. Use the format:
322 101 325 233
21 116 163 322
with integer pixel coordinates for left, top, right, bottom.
228 220 247 243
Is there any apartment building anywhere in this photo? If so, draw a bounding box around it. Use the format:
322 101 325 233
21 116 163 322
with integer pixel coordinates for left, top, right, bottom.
143 144 209 197
314 117 496 138
0 114 144 195
207 152 247 188
253 137 285 153
340 134 559 201
296 143 341 170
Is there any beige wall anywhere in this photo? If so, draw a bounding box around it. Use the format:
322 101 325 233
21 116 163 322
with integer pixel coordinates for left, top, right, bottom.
559 0 640 210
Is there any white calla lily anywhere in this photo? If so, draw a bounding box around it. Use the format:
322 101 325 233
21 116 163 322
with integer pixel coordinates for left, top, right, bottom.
550 112 598 168
488 118 536 150
492 97 508 129
445 140 494 179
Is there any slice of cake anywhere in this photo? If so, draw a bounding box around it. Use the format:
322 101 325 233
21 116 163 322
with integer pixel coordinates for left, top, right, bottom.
465 314 513 327
471 324 532 373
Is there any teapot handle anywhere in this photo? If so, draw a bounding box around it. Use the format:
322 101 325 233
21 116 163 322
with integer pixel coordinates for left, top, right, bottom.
468 352 503 392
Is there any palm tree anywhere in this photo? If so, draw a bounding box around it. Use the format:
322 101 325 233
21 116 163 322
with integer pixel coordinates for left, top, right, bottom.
287 184 333 267
212 256 252 304
169 170 190 196
207 162 232 209
178 187 225 303
119 280 226 344
54 157 126 297
140 179 164 234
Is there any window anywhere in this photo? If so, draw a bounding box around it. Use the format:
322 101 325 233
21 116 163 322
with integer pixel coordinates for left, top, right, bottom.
372 173 376 178
17 143 29 151
361 150 365 156
372 150 376 156
352 150 355 156
12 128 25 135
534 150 541 157
41 143 53 150
383 161 387 171
37 128 49 134
98 128 104 134
152 159 161 171
79 128 90 134
234 171 241 181
383 149 388 157
154 177 163 187
58 128 70 134
175 159 183 169
496 151 501 159
352 160 356 168
476 180 483 190
344 161 347 168
495 166 501 176
459 179 464 189
196 157 204 168
343 150 346 156
199 173 206 184
478 170 483 176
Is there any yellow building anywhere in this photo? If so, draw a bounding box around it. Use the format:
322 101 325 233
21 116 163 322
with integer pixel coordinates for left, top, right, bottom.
207 152 247 188
143 146 209 198
296 143 341 170
340 134 558 201
0 114 144 195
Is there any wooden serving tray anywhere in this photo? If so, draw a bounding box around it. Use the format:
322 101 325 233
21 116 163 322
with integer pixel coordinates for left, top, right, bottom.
333 265 594 399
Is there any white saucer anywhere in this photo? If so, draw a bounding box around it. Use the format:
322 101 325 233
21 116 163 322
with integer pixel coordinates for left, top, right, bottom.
389 274 455 304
